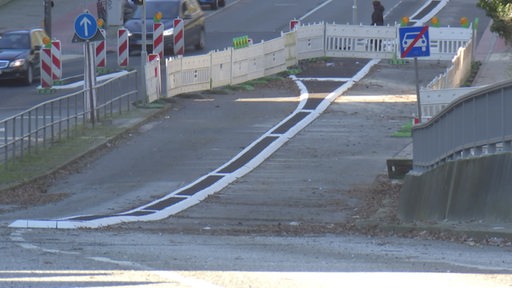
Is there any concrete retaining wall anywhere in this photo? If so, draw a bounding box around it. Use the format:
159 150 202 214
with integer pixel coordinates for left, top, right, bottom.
399 153 512 222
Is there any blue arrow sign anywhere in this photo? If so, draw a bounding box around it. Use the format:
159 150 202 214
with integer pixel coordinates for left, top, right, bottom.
74 13 98 40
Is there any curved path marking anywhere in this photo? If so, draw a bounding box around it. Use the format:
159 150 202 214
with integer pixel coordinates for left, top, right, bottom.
9 59 379 229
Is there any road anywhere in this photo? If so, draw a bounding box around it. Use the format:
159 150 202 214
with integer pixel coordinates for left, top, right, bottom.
2 1 509 287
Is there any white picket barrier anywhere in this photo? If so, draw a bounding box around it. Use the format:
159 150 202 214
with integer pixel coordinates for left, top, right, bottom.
166 54 210 97
426 25 473 60
145 54 161 102
262 37 287 76
325 24 397 59
155 22 474 99
295 22 325 60
210 49 233 88
232 43 265 86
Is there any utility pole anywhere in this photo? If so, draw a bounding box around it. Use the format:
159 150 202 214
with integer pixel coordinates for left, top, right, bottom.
44 0 53 37
352 0 358 25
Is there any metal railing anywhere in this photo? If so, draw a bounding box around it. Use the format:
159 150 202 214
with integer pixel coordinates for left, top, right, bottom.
0 70 139 166
412 79 512 172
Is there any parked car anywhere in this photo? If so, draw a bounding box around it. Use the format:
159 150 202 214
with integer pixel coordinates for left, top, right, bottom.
0 28 48 85
124 0 206 54
198 0 225 10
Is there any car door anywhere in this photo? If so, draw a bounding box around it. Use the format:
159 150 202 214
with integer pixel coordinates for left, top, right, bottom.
181 0 204 46
29 30 45 76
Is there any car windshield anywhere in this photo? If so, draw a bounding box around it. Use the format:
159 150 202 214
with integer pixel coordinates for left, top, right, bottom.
132 1 179 19
0 33 30 49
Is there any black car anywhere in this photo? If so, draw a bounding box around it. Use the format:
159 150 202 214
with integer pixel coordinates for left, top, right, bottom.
124 0 206 54
0 29 48 85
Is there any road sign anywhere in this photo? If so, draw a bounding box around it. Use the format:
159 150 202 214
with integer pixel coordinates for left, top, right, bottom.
399 26 430 58
74 13 98 40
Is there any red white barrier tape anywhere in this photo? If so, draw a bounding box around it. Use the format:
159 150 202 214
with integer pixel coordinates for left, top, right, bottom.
117 28 129 67
40 47 53 88
173 18 184 56
95 29 107 68
153 22 164 60
51 40 62 80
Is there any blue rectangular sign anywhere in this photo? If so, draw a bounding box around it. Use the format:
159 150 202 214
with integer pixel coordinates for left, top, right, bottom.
399 26 430 58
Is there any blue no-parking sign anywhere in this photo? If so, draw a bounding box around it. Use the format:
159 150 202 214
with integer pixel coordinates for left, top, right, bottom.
399 26 430 58
74 13 98 40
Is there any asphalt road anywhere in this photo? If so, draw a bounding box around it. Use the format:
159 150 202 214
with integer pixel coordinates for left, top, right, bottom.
2 1 510 287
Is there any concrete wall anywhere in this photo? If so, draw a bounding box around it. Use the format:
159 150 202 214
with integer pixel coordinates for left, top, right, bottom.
399 153 512 222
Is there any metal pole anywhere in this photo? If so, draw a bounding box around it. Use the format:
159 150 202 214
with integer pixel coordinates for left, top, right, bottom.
44 0 52 37
140 1 147 103
352 0 358 25
414 57 422 122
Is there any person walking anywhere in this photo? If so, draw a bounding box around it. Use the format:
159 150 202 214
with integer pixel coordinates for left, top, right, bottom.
371 0 385 26
371 1 385 51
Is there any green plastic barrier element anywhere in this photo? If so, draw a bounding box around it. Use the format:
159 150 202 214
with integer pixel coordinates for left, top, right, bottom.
233 35 249 49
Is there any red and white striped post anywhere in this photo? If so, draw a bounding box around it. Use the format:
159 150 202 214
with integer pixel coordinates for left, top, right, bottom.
117 28 129 67
51 40 62 81
153 22 164 60
95 28 107 70
173 17 184 56
40 46 53 88
290 19 300 31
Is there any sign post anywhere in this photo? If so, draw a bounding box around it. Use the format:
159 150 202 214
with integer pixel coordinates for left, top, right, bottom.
399 26 430 123
73 12 101 125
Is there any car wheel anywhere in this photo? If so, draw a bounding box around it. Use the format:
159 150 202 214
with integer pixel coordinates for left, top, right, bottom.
211 0 218 9
195 29 206 50
219 0 225 7
23 64 34 86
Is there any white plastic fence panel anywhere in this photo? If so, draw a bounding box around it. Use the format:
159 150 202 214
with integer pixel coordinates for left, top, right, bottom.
424 26 472 60
231 44 265 85
420 87 478 121
296 22 325 60
145 58 161 102
262 37 287 76
166 54 211 97
325 24 397 59
282 30 298 67
426 40 473 90
211 48 233 89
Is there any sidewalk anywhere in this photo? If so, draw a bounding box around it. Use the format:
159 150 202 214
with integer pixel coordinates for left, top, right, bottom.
473 20 512 86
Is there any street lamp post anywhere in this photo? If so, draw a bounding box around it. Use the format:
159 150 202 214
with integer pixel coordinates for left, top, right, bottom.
140 1 147 103
352 0 358 25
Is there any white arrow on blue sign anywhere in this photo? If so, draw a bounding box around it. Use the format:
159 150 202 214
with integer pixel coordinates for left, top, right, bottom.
74 13 98 40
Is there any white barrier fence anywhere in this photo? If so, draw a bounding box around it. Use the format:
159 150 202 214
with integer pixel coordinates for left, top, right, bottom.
145 22 473 99
420 38 475 121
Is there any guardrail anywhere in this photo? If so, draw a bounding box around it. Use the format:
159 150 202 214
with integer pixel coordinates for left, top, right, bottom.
0 70 139 167
412 80 512 172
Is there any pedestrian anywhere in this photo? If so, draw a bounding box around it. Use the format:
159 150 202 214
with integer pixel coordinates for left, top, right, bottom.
371 0 385 26
371 0 385 51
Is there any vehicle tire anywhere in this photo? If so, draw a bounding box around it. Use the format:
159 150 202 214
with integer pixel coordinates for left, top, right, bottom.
23 64 33 86
195 29 206 50
211 0 218 10
219 0 225 7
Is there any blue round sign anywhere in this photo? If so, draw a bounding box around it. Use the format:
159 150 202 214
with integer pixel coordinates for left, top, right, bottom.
74 13 98 40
